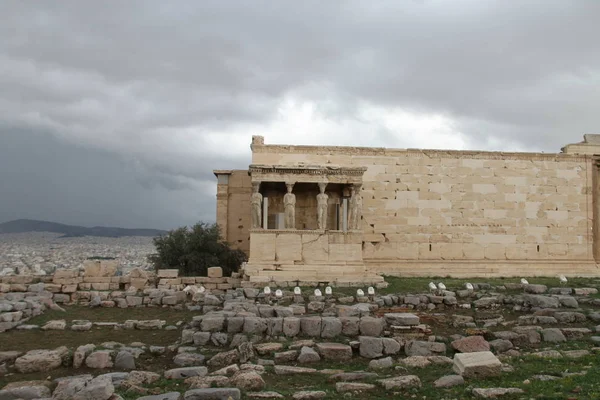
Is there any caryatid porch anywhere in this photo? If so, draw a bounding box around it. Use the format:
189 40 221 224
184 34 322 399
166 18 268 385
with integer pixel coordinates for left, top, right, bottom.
243 164 384 285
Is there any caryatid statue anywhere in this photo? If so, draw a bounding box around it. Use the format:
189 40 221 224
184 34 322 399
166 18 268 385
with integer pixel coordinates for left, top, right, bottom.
348 184 363 230
283 182 296 229
317 182 328 230
251 182 263 229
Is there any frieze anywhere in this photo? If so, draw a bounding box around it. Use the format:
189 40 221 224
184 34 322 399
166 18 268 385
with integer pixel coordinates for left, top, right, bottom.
249 164 367 176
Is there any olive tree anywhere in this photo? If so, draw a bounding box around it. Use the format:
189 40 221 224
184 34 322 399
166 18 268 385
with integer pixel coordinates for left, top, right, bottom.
149 222 246 277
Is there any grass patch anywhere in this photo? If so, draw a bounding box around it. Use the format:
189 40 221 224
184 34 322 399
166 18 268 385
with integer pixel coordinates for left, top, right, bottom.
0 306 199 352
26 305 197 326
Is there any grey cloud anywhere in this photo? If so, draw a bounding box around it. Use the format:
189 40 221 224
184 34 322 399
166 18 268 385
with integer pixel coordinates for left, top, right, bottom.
0 127 214 229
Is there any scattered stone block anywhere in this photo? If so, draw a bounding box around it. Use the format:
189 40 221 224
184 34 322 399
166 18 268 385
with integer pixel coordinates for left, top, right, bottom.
207 267 223 278
434 374 465 388
377 375 422 390
183 388 241 400
384 313 420 326
405 340 446 356
472 388 524 398
453 351 501 378
231 370 265 391
359 336 383 359
14 348 64 373
291 391 326 400
368 356 393 369
157 269 179 278
541 328 567 343
315 342 352 361
452 335 490 353
138 393 182 400
335 382 376 392
165 366 208 380
274 365 317 375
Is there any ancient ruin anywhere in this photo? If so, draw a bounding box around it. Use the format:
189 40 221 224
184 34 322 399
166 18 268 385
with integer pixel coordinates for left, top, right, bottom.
215 134 600 285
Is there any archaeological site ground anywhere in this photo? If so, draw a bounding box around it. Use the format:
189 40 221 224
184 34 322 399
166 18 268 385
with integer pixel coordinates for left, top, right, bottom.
3 136 600 399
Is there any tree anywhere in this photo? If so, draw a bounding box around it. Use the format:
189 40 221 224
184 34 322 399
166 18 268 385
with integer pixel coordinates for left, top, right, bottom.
149 222 246 277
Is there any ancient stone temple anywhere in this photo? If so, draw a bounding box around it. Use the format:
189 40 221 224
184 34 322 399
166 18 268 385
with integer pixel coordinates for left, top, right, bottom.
215 134 600 284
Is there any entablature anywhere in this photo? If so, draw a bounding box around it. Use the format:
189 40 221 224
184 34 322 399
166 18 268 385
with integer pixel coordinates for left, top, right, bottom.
249 164 367 184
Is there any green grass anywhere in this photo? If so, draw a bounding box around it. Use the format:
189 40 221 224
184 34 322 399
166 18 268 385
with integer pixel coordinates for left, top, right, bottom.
0 305 199 353
26 305 198 326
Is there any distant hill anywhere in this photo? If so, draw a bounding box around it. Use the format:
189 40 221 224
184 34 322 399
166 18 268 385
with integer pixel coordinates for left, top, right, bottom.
0 219 167 238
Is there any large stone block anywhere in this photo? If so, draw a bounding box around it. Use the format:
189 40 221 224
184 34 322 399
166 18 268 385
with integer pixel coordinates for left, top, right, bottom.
157 269 179 278
359 317 385 336
316 343 352 361
453 351 501 378
207 267 223 278
84 260 117 277
384 313 419 326
300 316 322 337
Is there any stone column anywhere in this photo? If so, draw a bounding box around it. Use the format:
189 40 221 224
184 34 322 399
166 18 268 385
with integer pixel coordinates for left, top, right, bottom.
348 184 363 231
283 182 296 229
317 182 328 230
250 181 263 229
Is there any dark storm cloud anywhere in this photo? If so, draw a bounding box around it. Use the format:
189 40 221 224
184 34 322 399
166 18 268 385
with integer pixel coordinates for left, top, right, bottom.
1 1 599 228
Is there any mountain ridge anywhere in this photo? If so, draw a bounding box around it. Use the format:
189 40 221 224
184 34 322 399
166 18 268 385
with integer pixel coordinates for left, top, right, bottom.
0 219 166 238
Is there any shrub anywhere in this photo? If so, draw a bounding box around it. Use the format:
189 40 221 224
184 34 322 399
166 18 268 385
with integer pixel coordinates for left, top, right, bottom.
149 222 246 277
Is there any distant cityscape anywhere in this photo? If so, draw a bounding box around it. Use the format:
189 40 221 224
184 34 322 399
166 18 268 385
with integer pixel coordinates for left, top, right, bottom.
0 219 163 276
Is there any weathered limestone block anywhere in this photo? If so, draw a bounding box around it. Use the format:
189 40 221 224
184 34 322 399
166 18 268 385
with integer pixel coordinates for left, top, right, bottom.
405 340 446 356
320 317 342 338
275 350 299 364
300 316 322 337
173 353 206 367
453 351 501 378
183 388 241 400
14 348 65 373
208 267 223 278
359 317 385 337
0 384 52 399
451 336 491 353
340 317 360 336
377 375 421 390
472 388 524 398
84 260 117 277
157 269 179 278
201 316 225 332
523 294 559 308
382 338 401 355
316 343 352 361
165 366 208 379
359 336 383 359
227 317 245 334
267 317 283 336
207 350 240 369
244 317 267 335
524 284 548 294
283 317 301 337
541 328 567 342
384 313 419 326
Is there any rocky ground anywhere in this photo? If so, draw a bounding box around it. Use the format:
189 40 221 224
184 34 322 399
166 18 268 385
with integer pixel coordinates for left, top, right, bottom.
1 276 600 399
0 232 155 276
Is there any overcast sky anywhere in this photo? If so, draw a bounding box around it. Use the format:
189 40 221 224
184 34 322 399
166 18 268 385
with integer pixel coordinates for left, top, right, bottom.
1 1 599 230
